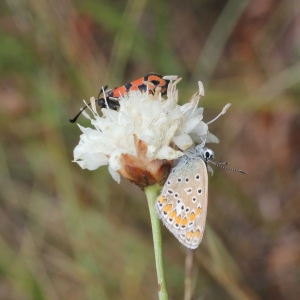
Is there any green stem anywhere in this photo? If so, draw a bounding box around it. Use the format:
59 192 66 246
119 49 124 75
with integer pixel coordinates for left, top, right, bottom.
145 184 169 300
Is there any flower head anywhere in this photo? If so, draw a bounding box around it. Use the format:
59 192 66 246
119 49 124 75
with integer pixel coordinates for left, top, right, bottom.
73 76 220 188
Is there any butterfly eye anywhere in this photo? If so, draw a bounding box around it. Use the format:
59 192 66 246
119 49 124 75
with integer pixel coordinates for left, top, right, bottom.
204 149 214 161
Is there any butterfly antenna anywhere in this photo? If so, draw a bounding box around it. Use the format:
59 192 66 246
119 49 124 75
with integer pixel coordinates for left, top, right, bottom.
210 161 247 174
69 85 108 123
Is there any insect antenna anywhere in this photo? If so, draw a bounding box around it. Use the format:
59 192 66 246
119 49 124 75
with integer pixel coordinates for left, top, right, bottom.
69 85 108 123
69 103 91 123
210 161 247 174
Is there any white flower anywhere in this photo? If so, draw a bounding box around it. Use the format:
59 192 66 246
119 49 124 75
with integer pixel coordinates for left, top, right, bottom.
73 77 222 187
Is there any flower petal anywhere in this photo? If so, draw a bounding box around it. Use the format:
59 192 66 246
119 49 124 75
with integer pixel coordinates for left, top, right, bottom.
172 134 194 151
156 145 183 160
74 152 108 170
109 165 121 183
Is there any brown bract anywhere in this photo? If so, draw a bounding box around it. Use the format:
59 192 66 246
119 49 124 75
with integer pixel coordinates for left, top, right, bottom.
118 135 173 189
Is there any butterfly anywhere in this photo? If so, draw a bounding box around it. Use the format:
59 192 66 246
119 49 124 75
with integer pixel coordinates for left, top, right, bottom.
155 145 214 249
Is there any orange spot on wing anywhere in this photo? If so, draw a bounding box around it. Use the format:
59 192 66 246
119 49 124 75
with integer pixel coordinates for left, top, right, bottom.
130 85 139 91
196 207 202 216
163 204 172 214
188 212 196 222
111 86 127 97
180 218 188 227
187 231 194 239
148 75 165 87
195 230 201 239
168 210 177 219
131 78 144 86
174 216 181 226
157 196 167 204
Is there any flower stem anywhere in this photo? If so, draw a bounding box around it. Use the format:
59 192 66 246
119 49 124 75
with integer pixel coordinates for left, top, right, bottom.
145 184 169 300
184 248 194 300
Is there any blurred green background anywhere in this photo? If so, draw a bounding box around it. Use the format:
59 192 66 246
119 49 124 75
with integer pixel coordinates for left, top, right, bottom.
0 0 299 299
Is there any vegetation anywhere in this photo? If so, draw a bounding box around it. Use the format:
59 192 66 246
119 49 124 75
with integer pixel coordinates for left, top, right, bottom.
0 0 299 299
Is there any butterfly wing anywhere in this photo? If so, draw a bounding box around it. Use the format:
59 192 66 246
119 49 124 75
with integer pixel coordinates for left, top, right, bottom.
156 156 208 249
